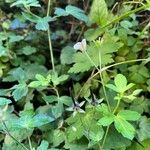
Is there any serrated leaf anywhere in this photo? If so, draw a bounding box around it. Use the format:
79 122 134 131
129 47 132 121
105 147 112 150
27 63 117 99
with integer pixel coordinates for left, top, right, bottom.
104 128 131 150
35 17 54 31
32 114 54 127
69 36 121 73
114 116 135 140
115 74 127 93
11 0 41 8
12 83 28 101
12 67 26 82
97 115 114 126
54 8 69 16
118 110 141 121
66 5 89 23
28 81 41 88
89 0 108 26
12 114 54 129
0 97 12 106
22 46 36 55
137 116 150 141
60 46 75 65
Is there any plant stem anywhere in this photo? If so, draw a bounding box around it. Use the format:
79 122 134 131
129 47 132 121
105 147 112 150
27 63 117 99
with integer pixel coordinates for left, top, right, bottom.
98 49 111 111
102 4 149 29
28 136 33 150
91 58 147 80
113 98 121 114
102 126 110 148
84 51 99 71
47 0 55 72
76 58 147 99
2 121 29 150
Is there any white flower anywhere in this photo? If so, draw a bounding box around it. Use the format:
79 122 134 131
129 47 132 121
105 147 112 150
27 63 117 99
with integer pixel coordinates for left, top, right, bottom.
73 39 87 51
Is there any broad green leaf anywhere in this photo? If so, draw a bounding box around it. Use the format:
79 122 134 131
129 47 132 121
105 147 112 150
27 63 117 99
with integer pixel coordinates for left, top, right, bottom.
37 140 49 150
51 103 64 118
66 5 89 23
104 128 131 150
11 0 41 8
60 46 76 65
32 114 54 127
96 104 110 115
54 5 88 23
106 84 118 92
130 97 150 114
89 0 108 26
118 110 141 121
12 67 26 82
28 81 41 88
0 46 7 57
114 116 135 140
128 139 150 150
35 17 54 31
87 125 104 142
49 130 65 147
43 95 72 106
12 114 54 129
0 97 11 106
51 73 68 86
21 46 36 55
64 141 87 150
97 115 114 126
115 74 127 93
12 83 28 101
54 8 69 16
9 35 24 43
69 36 122 73
137 116 150 141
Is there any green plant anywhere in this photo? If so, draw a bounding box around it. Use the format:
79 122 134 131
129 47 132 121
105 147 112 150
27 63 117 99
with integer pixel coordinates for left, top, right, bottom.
0 0 150 150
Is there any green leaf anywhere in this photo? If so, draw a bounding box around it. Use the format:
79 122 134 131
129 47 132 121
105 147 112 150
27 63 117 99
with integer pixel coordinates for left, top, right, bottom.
114 74 127 93
97 115 114 126
12 114 54 129
88 125 104 142
32 114 54 127
118 110 141 121
0 45 8 57
114 116 135 140
9 35 24 43
89 0 108 26
43 95 72 106
0 97 12 106
35 17 54 31
128 139 150 150
12 67 26 82
12 83 28 101
137 116 150 141
66 5 89 23
54 8 69 16
69 36 122 73
28 81 41 88
11 0 41 8
51 73 68 86
106 84 118 92
104 128 131 150
37 140 49 150
51 130 65 147
60 46 76 65
22 46 36 55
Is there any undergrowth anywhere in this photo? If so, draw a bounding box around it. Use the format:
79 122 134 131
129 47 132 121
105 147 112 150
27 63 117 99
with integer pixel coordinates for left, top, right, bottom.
0 0 150 150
